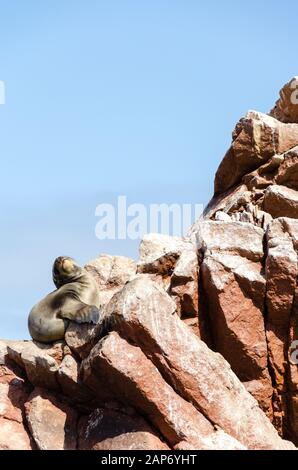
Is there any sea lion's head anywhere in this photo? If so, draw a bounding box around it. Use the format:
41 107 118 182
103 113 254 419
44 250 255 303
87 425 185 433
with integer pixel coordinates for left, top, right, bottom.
52 256 82 288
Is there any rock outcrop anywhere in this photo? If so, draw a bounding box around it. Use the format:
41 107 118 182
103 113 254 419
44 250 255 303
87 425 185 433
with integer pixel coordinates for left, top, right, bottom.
1 78 298 450
270 77 298 124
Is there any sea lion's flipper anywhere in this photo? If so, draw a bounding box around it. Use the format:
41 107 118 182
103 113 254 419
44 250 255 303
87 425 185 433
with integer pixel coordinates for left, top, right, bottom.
73 305 100 324
58 300 100 324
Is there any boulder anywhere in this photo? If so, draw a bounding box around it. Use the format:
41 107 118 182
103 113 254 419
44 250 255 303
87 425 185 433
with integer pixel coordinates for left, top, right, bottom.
5 340 62 391
138 233 189 267
197 221 272 415
214 111 298 194
263 184 298 219
65 322 97 360
0 341 34 449
25 388 77 450
0 418 32 450
0 354 33 449
169 248 199 323
196 220 264 261
82 331 245 450
85 255 136 308
137 233 200 332
0 381 28 423
275 146 298 190
100 277 291 449
201 184 251 221
57 353 95 406
265 218 298 436
78 408 169 450
270 76 298 123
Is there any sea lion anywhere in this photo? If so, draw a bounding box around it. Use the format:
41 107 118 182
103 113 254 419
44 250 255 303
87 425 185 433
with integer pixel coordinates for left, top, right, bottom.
28 256 101 343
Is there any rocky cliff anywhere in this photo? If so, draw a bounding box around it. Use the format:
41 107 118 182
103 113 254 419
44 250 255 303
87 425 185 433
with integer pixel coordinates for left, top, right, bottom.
1 78 298 450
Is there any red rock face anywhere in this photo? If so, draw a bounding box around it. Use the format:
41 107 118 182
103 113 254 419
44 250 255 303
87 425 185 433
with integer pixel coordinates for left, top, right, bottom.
0 358 33 450
0 418 32 450
2 78 298 450
270 77 298 123
85 255 137 310
99 278 292 449
264 218 298 437
214 111 298 195
137 234 200 336
82 330 245 450
78 408 169 450
198 222 273 417
25 388 78 450
192 79 298 445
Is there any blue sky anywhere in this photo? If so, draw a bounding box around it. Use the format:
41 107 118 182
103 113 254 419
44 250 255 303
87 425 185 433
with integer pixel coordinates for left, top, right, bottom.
0 0 297 339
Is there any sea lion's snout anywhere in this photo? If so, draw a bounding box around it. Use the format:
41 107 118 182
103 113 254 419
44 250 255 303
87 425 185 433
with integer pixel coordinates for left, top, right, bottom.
53 256 64 271
54 256 75 272
62 258 74 273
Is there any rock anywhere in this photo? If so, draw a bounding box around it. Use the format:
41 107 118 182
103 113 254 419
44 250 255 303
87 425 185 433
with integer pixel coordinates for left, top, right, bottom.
0 353 27 389
288 304 298 443
138 251 180 277
0 418 32 450
196 221 272 414
265 217 298 436
57 354 80 395
137 233 187 283
288 395 298 442
25 388 77 450
57 354 95 406
83 331 245 450
243 373 274 417
65 322 97 360
214 211 232 222
95 277 177 350
0 361 31 439
85 255 136 308
275 146 298 190
214 111 298 194
100 277 291 449
201 184 250 221
0 381 28 423
0 340 7 364
169 249 199 321
138 233 189 266
137 233 200 331
266 218 298 328
196 220 264 261
263 184 298 219
169 278 198 319
201 252 272 414
0 352 33 450
255 210 273 229
270 77 298 123
78 408 169 450
181 317 201 337
6 341 61 391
